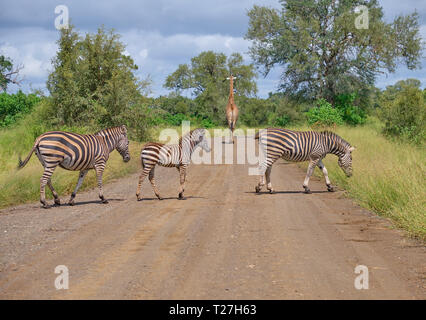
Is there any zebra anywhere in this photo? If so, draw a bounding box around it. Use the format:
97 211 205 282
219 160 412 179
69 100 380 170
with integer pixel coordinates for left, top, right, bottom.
18 125 130 208
254 128 355 194
136 128 210 201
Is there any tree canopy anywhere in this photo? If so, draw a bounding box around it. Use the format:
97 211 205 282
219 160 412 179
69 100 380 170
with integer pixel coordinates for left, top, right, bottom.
245 0 423 102
0 55 23 92
47 25 151 129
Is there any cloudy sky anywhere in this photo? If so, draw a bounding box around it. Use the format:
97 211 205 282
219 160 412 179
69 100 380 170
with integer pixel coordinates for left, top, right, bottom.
0 0 425 97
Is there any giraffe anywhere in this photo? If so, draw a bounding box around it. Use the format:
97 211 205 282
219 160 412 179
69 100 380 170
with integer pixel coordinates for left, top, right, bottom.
225 75 239 144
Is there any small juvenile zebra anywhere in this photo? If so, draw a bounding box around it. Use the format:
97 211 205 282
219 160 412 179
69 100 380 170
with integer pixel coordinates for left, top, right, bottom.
136 128 210 201
255 128 355 194
18 125 130 208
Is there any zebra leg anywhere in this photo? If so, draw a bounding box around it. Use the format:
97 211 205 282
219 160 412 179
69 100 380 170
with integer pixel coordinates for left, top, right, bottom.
47 179 61 206
40 166 56 208
318 160 334 192
136 165 152 201
148 167 162 200
94 165 108 204
178 165 187 200
68 170 89 206
265 166 274 194
303 159 319 194
255 162 268 193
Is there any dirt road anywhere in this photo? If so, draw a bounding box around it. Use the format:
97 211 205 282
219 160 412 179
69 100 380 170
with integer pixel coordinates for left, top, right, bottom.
0 140 425 299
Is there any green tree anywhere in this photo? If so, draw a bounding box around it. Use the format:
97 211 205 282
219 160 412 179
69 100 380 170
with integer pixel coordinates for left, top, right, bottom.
47 25 151 137
164 51 257 123
246 0 423 102
379 79 425 143
0 55 23 92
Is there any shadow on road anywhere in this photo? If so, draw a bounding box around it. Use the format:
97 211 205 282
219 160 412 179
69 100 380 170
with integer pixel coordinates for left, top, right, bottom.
137 196 206 201
246 190 330 195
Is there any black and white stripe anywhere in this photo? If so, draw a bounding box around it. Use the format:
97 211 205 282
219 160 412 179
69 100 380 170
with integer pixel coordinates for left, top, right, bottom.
136 128 210 201
18 125 130 208
255 128 355 193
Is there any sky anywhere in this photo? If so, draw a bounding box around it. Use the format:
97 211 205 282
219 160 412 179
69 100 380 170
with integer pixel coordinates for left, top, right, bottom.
0 0 425 98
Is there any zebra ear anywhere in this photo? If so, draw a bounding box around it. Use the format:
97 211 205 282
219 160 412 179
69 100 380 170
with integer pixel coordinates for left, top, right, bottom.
349 146 355 152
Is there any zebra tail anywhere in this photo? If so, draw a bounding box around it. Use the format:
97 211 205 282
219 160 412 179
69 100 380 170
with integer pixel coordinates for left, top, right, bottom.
18 142 38 169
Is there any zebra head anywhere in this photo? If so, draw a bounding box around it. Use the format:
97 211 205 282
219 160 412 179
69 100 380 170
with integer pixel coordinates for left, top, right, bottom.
338 146 355 177
117 125 130 163
192 128 211 153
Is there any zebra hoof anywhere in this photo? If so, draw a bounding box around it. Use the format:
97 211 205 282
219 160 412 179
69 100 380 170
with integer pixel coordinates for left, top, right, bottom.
255 186 261 193
137 197 143 202
303 187 311 194
41 203 50 209
268 189 275 194
157 197 163 201
101 199 109 204
327 185 335 192
68 200 75 206
54 199 61 206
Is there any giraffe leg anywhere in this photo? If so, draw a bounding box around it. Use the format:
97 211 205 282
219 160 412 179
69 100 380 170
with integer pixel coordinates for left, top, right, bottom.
94 165 108 204
68 170 89 206
265 166 274 194
47 179 61 206
40 166 57 208
148 167 162 200
136 165 152 201
178 165 187 200
318 160 334 192
303 159 319 194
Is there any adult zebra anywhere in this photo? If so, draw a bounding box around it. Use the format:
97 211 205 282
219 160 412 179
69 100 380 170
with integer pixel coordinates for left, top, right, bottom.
255 128 355 194
136 128 210 201
18 125 130 208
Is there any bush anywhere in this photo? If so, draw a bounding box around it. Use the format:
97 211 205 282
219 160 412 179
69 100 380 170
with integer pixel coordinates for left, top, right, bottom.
379 82 425 144
306 99 343 128
0 91 41 127
335 93 366 126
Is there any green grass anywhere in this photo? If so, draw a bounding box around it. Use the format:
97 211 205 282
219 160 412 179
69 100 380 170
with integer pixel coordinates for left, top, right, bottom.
295 119 426 240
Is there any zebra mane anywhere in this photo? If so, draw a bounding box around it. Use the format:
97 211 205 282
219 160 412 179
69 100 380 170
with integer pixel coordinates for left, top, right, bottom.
320 131 351 150
94 125 126 137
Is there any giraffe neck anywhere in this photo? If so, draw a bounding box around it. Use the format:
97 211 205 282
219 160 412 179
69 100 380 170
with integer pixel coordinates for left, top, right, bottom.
228 76 234 104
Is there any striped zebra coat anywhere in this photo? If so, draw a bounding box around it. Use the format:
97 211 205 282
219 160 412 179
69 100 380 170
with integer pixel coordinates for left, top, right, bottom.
255 128 355 194
136 128 210 201
18 125 130 208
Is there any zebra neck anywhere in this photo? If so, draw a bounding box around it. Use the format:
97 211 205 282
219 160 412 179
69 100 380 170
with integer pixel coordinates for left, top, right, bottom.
327 140 347 157
96 132 118 153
